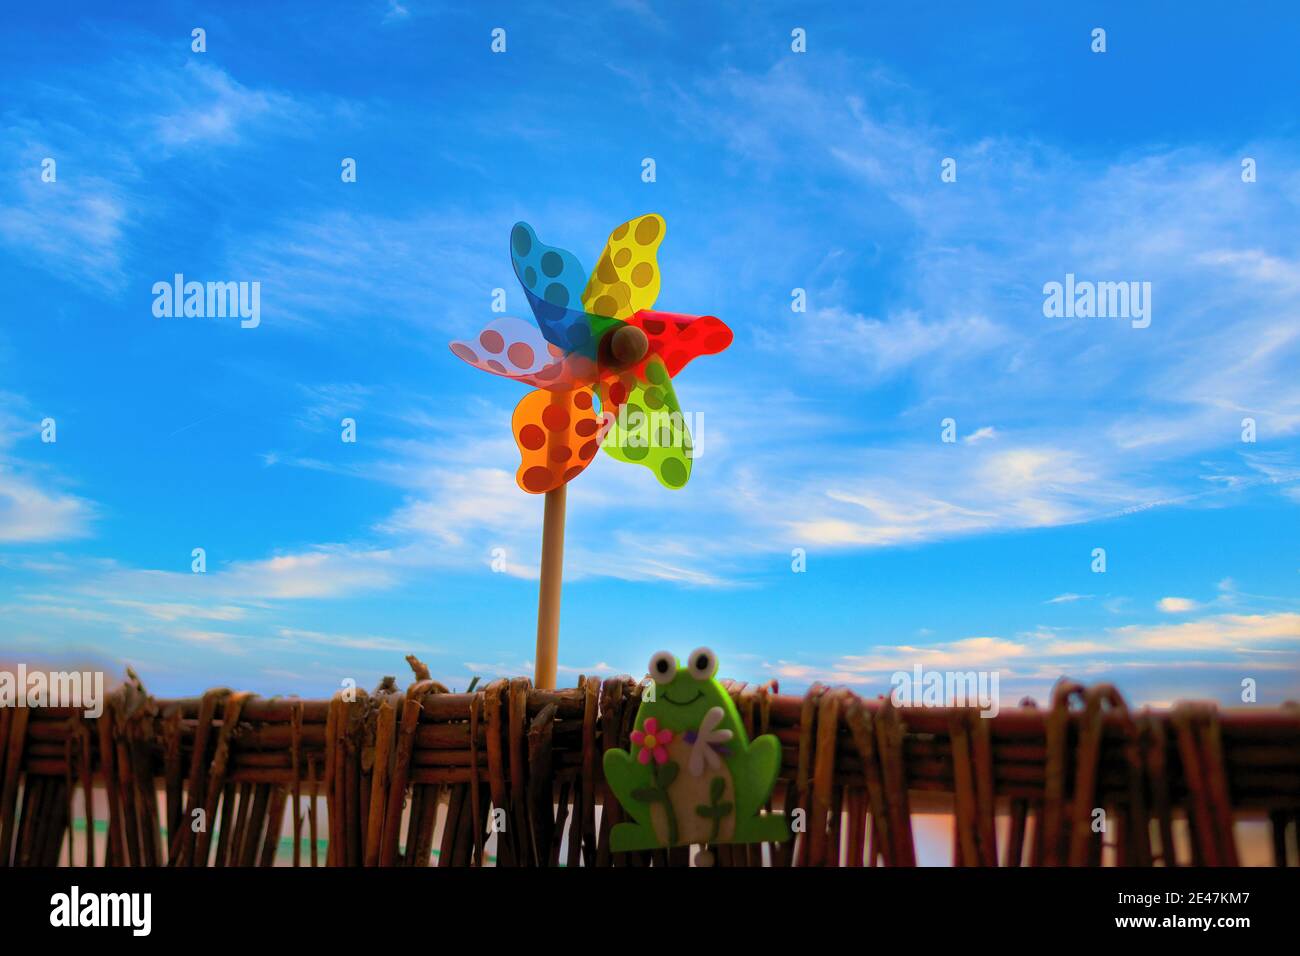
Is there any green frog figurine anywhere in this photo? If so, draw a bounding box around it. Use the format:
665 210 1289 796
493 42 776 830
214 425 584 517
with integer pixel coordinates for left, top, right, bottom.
603 648 790 854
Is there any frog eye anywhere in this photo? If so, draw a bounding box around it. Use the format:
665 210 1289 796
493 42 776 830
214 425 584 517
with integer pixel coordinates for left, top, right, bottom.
686 647 717 682
648 651 677 685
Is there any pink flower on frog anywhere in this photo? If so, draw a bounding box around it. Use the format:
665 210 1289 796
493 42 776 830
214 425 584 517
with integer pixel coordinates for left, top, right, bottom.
630 717 674 765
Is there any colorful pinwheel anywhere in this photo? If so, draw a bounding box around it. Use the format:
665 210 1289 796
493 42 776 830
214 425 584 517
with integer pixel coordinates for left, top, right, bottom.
450 214 732 493
450 214 731 688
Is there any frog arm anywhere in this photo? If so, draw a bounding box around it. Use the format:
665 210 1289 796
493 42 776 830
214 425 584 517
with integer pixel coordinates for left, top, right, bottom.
730 732 792 844
602 748 663 851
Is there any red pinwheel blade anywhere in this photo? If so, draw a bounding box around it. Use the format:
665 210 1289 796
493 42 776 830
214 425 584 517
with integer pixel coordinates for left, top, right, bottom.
625 310 733 378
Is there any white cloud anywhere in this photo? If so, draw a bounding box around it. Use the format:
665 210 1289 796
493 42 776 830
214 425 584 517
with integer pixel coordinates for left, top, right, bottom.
1115 613 1300 651
383 1 411 23
963 427 997 445
1046 593 1091 604
761 305 1009 383
1157 596 1199 614
761 611 1300 701
0 468 93 543
150 62 304 150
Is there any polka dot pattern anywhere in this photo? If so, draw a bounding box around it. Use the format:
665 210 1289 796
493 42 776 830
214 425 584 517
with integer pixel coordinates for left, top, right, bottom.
511 386 601 494
451 316 596 391
453 214 731 495
595 355 694 490
510 220 618 362
620 309 734 379
580 214 665 321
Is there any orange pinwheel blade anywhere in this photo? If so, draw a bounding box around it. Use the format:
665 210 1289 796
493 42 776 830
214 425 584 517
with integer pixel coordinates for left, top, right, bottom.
511 386 603 494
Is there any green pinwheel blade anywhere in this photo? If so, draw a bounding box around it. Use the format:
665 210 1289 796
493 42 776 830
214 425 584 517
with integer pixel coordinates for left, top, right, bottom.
599 356 693 489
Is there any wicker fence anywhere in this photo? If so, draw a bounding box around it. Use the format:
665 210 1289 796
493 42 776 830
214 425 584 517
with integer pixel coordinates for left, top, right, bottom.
2 665 1297 867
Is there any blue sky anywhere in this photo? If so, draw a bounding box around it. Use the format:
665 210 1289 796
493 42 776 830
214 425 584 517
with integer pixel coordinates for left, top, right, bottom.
1 1 1298 705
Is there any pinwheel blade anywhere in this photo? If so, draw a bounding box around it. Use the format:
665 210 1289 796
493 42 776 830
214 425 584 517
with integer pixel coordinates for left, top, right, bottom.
511 386 603 494
597 355 693 490
622 309 733 379
581 214 665 321
451 316 599 390
511 221 620 357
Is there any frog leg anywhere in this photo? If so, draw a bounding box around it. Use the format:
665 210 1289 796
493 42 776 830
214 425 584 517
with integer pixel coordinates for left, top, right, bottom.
601 748 664 852
730 733 792 844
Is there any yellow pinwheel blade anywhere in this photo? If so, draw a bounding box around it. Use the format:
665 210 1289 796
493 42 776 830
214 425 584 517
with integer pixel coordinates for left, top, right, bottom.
581 214 665 321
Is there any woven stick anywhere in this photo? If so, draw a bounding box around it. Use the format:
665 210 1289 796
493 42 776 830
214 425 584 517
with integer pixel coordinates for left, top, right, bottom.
96 704 122 866
808 689 841 866
482 680 510 865
114 736 141 865
969 711 998 865
1200 709 1240 866
307 753 319 867
526 701 558 865
291 702 302 867
380 698 420 867
875 698 916 866
78 721 95 866
324 695 343 865
507 679 530 865
194 692 250 865
947 711 980 866
229 782 253 865
364 699 396 866
0 706 30 866
846 788 866 866
162 707 184 856
1040 681 1084 865
468 692 485 865
47 777 70 866
14 776 40 866
792 683 826 866
577 675 598 866
172 689 225 865
65 737 76 866
260 787 287 866
1171 705 1219 865
0 707 9 803
595 678 626 867
439 784 464 866
410 784 439 865
551 778 571 867
239 784 272 866
213 782 236 867
131 739 163 867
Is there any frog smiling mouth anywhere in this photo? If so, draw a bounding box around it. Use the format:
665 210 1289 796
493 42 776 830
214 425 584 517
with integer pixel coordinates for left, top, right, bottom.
661 688 703 707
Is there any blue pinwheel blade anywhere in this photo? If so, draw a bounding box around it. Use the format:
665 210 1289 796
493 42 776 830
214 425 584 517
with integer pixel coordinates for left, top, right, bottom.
510 221 602 358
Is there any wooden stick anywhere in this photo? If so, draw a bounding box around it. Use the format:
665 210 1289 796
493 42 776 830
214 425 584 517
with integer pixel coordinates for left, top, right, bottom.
195 692 250 866
213 783 236 867
0 706 30 866
172 689 224 866
324 695 342 866
260 787 287 867
364 700 396 866
78 722 95 866
410 785 439 865
381 699 420 867
65 737 76 866
291 702 302 867
468 693 484 866
534 483 566 690
114 736 141 866
306 754 319 867
162 708 184 854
